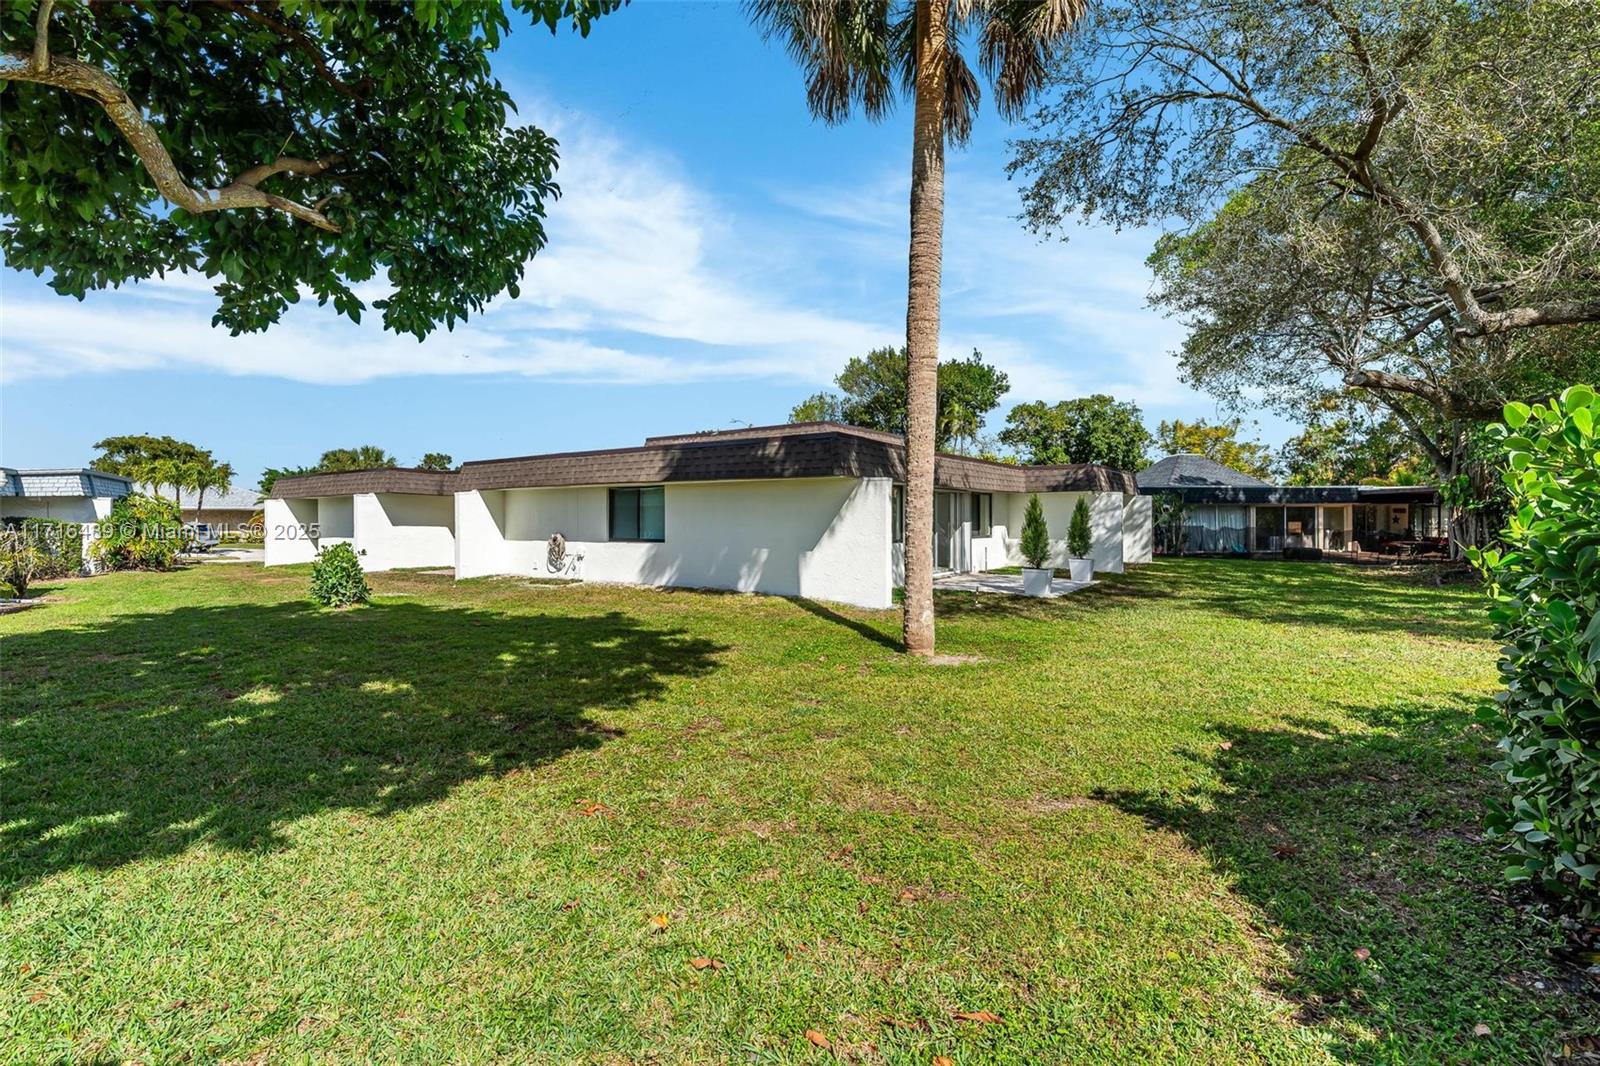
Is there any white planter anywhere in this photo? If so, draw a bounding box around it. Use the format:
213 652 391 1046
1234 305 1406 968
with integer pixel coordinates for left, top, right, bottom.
1068 558 1094 583
1021 566 1054 597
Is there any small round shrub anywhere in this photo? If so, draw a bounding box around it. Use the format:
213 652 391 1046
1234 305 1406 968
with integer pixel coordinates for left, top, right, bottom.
310 542 370 607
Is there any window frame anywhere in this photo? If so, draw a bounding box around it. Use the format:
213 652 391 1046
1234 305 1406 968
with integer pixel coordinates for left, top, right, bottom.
892 485 905 543
971 492 993 537
608 485 666 543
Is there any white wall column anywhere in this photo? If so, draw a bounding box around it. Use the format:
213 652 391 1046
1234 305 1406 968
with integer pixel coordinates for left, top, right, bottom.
264 498 318 565
454 489 509 579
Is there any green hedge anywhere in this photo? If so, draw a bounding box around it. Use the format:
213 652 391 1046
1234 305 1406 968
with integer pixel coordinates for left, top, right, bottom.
22 517 84 577
1469 385 1600 914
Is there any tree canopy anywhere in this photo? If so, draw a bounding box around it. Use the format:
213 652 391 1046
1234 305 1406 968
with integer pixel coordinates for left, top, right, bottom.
998 395 1151 469
1 0 620 338
259 444 397 496
1278 400 1429 486
1010 0 1600 489
1154 418 1275 481
789 346 1010 452
418 452 454 471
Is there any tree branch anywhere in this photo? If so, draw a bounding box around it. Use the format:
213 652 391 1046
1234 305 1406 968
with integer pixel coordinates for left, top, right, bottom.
210 0 370 101
31 0 55 72
0 52 343 233
1342 367 1499 420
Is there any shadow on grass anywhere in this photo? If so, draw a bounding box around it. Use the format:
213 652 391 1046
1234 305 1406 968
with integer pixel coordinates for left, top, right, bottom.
935 559 1490 641
790 597 901 651
1100 694 1598 1059
1 600 723 897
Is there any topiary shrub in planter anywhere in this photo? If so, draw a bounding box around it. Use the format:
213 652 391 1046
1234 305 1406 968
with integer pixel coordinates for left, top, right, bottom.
1066 496 1094 583
1468 385 1600 914
1019 493 1053 596
90 493 183 571
310 542 370 607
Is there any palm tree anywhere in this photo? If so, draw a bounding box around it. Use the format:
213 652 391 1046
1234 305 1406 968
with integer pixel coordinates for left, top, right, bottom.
749 0 1084 655
189 460 235 528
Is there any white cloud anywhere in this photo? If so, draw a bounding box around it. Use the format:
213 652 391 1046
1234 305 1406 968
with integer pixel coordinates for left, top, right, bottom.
0 98 1203 422
1 108 890 389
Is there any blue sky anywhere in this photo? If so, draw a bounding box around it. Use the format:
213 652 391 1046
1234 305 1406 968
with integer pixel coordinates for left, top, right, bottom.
0 1 1289 485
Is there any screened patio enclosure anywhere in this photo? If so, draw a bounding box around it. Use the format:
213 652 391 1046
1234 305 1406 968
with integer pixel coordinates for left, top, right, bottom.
1165 492 1446 555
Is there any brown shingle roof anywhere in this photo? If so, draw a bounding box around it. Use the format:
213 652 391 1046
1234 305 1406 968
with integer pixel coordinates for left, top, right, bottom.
270 425 1138 498
268 468 456 498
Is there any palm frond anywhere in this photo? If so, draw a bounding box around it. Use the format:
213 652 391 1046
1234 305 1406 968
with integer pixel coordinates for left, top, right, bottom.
746 0 897 125
975 0 1086 119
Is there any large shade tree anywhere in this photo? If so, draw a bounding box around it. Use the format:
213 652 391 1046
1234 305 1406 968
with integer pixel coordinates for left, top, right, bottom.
1009 0 1600 536
790 345 1010 452
1 0 619 338
751 0 1086 655
998 394 1150 468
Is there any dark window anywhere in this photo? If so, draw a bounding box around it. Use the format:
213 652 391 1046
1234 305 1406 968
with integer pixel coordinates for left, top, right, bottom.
892 485 905 543
971 492 993 537
609 486 665 541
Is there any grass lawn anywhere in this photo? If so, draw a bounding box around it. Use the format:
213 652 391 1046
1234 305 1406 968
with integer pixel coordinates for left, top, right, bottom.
2 559 1594 1062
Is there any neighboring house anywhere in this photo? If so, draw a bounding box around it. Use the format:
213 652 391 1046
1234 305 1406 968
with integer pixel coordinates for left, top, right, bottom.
264 423 1153 609
136 483 263 530
1137 454 1446 557
0 468 134 572
0 467 132 523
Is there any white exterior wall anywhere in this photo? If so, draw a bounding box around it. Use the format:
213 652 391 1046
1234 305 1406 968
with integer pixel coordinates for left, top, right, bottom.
995 490 1131 574
352 492 455 572
0 496 105 523
454 477 893 609
1123 494 1153 565
264 497 320 564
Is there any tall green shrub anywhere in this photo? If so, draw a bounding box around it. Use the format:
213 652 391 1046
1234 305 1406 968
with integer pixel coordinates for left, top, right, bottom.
1469 385 1600 913
310 543 370 607
91 493 183 572
0 528 44 598
1020 494 1052 569
21 518 84 578
1068 496 1093 559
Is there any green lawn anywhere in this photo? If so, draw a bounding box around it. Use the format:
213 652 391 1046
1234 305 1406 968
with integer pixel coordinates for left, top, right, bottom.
2 560 1593 1062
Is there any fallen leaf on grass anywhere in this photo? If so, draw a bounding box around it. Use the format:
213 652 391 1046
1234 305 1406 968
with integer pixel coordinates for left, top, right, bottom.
561 898 581 911
689 956 725 971
806 1029 832 1048
1218 741 1233 751
953 1010 1001 1024
934 1058 955 1066
1271 843 1300 859
577 800 612 817
857 900 869 915
28 991 47 1004
1474 1023 1492 1037
1353 947 1371 962
649 913 670 931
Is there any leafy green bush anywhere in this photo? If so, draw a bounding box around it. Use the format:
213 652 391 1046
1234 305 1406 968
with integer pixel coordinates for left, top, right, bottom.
90 493 183 572
1020 493 1052 569
21 518 84 578
310 543 370 607
1068 496 1093 559
1468 385 1600 913
0 528 45 598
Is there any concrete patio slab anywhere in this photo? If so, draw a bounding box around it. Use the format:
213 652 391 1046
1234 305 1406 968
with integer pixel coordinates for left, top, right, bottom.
932 571 1092 598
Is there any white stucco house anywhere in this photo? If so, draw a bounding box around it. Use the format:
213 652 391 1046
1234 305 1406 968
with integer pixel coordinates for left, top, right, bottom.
0 467 133 523
1 467 135 572
264 423 1152 609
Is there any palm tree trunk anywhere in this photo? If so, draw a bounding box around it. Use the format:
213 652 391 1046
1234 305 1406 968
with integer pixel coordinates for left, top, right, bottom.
901 0 948 657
